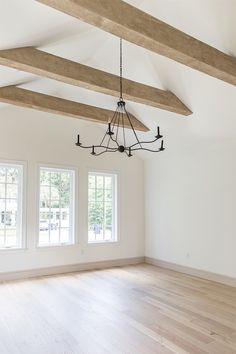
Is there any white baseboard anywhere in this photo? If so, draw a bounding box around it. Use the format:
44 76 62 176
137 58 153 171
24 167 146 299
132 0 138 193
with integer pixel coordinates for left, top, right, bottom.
2 256 235 288
145 257 236 288
0 257 145 282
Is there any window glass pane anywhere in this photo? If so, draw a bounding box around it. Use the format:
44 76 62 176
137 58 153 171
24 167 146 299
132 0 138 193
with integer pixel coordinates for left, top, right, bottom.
105 202 112 225
0 168 6 183
6 184 18 199
0 164 23 249
96 176 104 189
40 200 49 208
40 186 50 201
61 195 70 208
0 183 5 198
88 173 116 243
40 170 50 185
105 176 112 190
89 175 95 189
61 212 70 228
61 172 70 187
6 228 17 246
51 186 60 200
60 228 70 243
105 189 112 202
39 215 49 229
50 228 59 244
51 200 60 208
96 189 104 201
88 189 95 201
105 226 112 240
39 229 49 244
7 168 19 184
5 200 17 231
50 172 61 187
39 168 74 246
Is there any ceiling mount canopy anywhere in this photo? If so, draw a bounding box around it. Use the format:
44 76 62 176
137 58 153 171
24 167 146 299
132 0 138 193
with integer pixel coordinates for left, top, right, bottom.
75 39 165 157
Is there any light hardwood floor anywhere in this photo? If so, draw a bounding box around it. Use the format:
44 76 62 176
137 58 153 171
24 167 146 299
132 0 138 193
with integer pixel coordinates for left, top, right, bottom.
0 264 235 354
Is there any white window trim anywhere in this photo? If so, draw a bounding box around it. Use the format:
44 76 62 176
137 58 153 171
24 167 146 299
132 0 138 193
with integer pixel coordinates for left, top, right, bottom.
0 159 27 251
36 163 78 248
87 169 119 245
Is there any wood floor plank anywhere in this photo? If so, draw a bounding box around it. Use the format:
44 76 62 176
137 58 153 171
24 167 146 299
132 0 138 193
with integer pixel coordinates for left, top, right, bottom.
0 264 235 354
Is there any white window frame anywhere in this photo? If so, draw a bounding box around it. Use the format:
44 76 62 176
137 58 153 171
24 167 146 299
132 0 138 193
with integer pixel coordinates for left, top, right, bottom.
87 170 118 244
0 160 26 250
37 165 76 248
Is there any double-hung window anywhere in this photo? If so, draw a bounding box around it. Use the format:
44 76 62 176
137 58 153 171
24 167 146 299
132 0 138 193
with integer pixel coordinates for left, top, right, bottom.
38 166 75 247
0 162 24 249
88 172 117 243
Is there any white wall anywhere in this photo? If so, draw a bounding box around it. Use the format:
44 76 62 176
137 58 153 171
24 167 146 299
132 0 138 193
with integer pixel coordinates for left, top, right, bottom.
0 106 145 273
145 140 236 278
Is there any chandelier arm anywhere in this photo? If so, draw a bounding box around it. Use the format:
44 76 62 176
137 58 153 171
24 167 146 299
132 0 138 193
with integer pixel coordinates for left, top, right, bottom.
131 147 163 152
110 108 119 131
111 107 119 124
129 137 159 148
99 128 109 146
110 110 120 148
105 135 112 151
79 144 117 151
110 135 120 148
106 133 118 151
110 111 120 148
115 110 121 142
100 107 119 146
124 107 142 148
93 148 119 156
122 111 127 148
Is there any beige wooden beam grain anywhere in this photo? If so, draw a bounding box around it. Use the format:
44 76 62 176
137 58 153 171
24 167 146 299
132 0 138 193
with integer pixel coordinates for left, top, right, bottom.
37 0 236 86
0 86 148 131
0 47 191 115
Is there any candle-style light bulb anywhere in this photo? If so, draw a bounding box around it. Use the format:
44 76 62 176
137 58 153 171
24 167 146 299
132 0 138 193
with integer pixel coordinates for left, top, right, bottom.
107 122 114 136
76 134 81 146
155 126 163 139
160 140 165 151
91 145 96 155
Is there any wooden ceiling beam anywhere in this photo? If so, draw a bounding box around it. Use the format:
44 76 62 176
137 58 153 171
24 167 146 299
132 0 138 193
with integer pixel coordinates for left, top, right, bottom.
0 47 191 116
36 0 236 86
0 86 148 132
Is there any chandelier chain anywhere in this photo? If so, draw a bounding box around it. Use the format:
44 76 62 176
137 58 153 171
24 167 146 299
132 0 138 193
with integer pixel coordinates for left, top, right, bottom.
120 38 123 100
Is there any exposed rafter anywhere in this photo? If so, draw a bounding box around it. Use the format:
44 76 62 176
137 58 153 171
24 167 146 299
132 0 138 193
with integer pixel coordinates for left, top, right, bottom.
0 86 148 132
36 0 236 86
0 47 191 116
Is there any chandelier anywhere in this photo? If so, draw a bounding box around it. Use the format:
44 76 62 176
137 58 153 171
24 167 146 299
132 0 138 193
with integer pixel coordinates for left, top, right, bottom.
75 39 165 157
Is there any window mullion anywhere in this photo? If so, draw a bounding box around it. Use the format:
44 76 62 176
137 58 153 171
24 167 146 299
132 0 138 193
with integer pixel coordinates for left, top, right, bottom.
4 168 7 247
103 176 105 241
16 168 22 247
49 172 51 244
59 173 61 244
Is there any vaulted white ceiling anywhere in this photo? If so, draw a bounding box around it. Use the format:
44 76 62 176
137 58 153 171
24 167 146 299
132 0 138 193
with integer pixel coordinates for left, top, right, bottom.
0 0 236 159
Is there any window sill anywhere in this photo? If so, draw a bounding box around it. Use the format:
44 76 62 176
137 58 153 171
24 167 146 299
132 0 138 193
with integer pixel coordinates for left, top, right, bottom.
0 247 28 253
35 243 78 250
87 240 119 245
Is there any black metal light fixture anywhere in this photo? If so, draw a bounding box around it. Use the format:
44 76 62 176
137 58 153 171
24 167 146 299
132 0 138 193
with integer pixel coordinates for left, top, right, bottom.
75 39 165 157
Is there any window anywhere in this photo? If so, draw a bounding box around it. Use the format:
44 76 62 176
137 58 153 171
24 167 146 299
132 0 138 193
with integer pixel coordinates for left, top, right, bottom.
0 163 24 249
88 172 117 243
38 167 75 246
